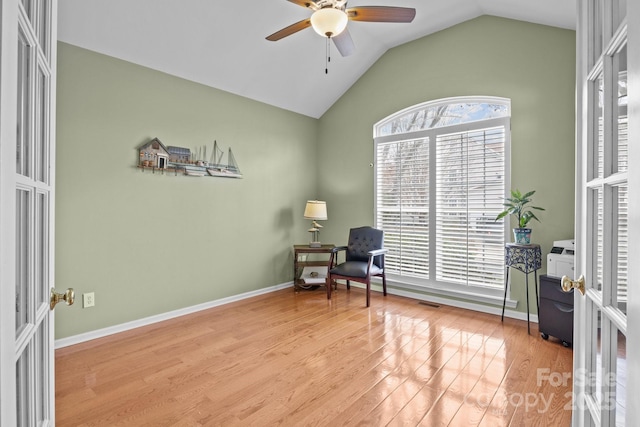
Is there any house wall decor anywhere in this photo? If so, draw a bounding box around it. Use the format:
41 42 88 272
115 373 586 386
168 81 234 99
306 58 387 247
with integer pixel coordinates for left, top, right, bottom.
138 137 169 169
167 146 190 163
138 138 243 178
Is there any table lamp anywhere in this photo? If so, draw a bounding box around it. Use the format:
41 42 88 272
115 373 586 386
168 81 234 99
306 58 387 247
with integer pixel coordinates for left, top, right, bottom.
304 200 327 247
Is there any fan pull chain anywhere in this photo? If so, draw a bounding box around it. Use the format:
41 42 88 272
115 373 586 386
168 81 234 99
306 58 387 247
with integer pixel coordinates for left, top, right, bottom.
325 36 331 74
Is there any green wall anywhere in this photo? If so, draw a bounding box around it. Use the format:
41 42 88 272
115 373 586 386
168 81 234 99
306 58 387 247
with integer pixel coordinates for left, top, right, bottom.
55 16 577 339
317 16 576 310
55 43 318 338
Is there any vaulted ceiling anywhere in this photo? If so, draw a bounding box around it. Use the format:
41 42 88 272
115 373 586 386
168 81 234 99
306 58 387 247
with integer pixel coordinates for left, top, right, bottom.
58 0 576 118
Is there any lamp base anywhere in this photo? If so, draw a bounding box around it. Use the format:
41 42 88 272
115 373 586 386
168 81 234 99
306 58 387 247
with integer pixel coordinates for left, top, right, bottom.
309 241 322 248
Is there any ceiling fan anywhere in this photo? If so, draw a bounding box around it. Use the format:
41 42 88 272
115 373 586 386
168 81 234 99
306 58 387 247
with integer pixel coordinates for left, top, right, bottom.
266 0 416 57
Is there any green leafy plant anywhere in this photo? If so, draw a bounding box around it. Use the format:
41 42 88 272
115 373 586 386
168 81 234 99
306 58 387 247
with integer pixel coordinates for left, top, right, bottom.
495 189 545 228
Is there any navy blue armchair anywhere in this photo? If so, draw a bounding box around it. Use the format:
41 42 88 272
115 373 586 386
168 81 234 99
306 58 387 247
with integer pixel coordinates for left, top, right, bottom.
327 226 388 307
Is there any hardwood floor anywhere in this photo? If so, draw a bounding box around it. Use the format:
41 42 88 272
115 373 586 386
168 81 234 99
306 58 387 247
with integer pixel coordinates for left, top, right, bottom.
56 287 573 426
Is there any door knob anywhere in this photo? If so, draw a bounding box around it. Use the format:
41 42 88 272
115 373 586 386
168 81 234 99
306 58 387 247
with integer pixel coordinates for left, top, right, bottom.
50 288 75 310
561 275 585 295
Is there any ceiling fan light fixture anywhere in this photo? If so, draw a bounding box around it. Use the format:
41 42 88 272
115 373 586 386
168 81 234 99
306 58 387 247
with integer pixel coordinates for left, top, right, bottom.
310 8 348 37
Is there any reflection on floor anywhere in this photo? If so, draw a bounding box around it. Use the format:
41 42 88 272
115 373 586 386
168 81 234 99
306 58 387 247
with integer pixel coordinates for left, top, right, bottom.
56 288 574 425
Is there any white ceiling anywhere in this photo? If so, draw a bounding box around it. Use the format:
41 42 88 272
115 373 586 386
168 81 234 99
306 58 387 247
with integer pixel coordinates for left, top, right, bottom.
58 0 576 118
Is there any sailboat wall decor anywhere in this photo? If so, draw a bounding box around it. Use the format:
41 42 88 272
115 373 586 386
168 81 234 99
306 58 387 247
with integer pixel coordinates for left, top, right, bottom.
138 138 243 179
205 141 243 178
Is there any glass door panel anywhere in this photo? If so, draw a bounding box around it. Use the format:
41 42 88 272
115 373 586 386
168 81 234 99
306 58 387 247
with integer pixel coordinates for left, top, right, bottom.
20 0 33 21
615 45 628 173
35 319 49 425
16 344 31 427
588 305 603 407
35 192 48 307
15 189 31 338
589 0 605 68
35 63 49 184
613 183 628 314
615 331 626 426
592 74 605 179
17 28 31 178
613 0 627 32
593 186 604 292
35 0 50 60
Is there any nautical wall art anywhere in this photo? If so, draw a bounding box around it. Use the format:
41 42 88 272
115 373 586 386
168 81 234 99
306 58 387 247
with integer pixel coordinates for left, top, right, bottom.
138 137 243 179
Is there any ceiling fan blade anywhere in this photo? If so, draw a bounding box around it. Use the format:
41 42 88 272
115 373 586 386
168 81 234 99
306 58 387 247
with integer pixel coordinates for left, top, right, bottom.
266 19 312 41
333 28 355 57
346 6 416 23
287 0 319 10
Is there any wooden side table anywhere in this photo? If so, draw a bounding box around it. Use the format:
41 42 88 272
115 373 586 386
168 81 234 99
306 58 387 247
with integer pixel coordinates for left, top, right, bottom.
501 243 542 334
293 244 335 291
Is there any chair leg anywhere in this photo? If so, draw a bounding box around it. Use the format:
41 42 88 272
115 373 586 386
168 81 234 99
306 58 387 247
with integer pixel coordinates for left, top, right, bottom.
366 280 370 307
346 280 350 290
382 273 387 296
326 275 332 300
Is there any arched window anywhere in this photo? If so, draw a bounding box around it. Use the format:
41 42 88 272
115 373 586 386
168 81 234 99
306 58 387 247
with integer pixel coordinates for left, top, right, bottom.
374 97 510 294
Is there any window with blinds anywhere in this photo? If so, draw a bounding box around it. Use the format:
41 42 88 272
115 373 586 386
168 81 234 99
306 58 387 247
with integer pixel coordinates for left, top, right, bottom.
374 97 510 291
376 138 430 278
435 127 506 287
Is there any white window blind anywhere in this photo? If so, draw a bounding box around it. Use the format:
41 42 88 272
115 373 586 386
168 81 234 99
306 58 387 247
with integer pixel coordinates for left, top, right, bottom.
435 127 505 288
376 138 430 278
374 97 510 292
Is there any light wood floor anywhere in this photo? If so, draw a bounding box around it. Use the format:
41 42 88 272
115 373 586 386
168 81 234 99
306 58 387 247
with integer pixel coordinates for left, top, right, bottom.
56 287 573 426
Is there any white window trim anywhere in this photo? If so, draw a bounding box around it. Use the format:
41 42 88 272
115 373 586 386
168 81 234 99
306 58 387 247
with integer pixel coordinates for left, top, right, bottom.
375 95 511 136
373 97 512 306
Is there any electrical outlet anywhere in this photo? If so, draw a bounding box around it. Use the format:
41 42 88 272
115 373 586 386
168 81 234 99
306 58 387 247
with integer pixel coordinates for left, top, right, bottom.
83 292 95 308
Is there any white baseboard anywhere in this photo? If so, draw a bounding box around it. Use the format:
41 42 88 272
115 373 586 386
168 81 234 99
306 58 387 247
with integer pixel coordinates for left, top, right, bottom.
55 281 293 349
56 279 538 349
347 281 538 324
390 287 539 323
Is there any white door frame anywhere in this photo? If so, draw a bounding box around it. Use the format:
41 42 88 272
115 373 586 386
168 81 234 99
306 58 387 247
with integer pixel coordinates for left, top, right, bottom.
0 1 20 424
573 0 638 425
624 0 640 422
0 0 58 425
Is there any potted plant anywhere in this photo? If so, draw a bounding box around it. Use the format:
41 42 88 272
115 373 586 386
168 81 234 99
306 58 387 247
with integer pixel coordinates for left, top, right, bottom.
495 189 545 244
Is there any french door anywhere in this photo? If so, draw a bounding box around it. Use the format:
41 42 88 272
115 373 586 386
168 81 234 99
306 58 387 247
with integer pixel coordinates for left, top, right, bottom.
0 0 60 425
573 0 639 425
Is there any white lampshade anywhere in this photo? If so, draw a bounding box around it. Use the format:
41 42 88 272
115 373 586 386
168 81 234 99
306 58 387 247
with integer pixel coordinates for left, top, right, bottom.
304 200 328 220
310 8 348 38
